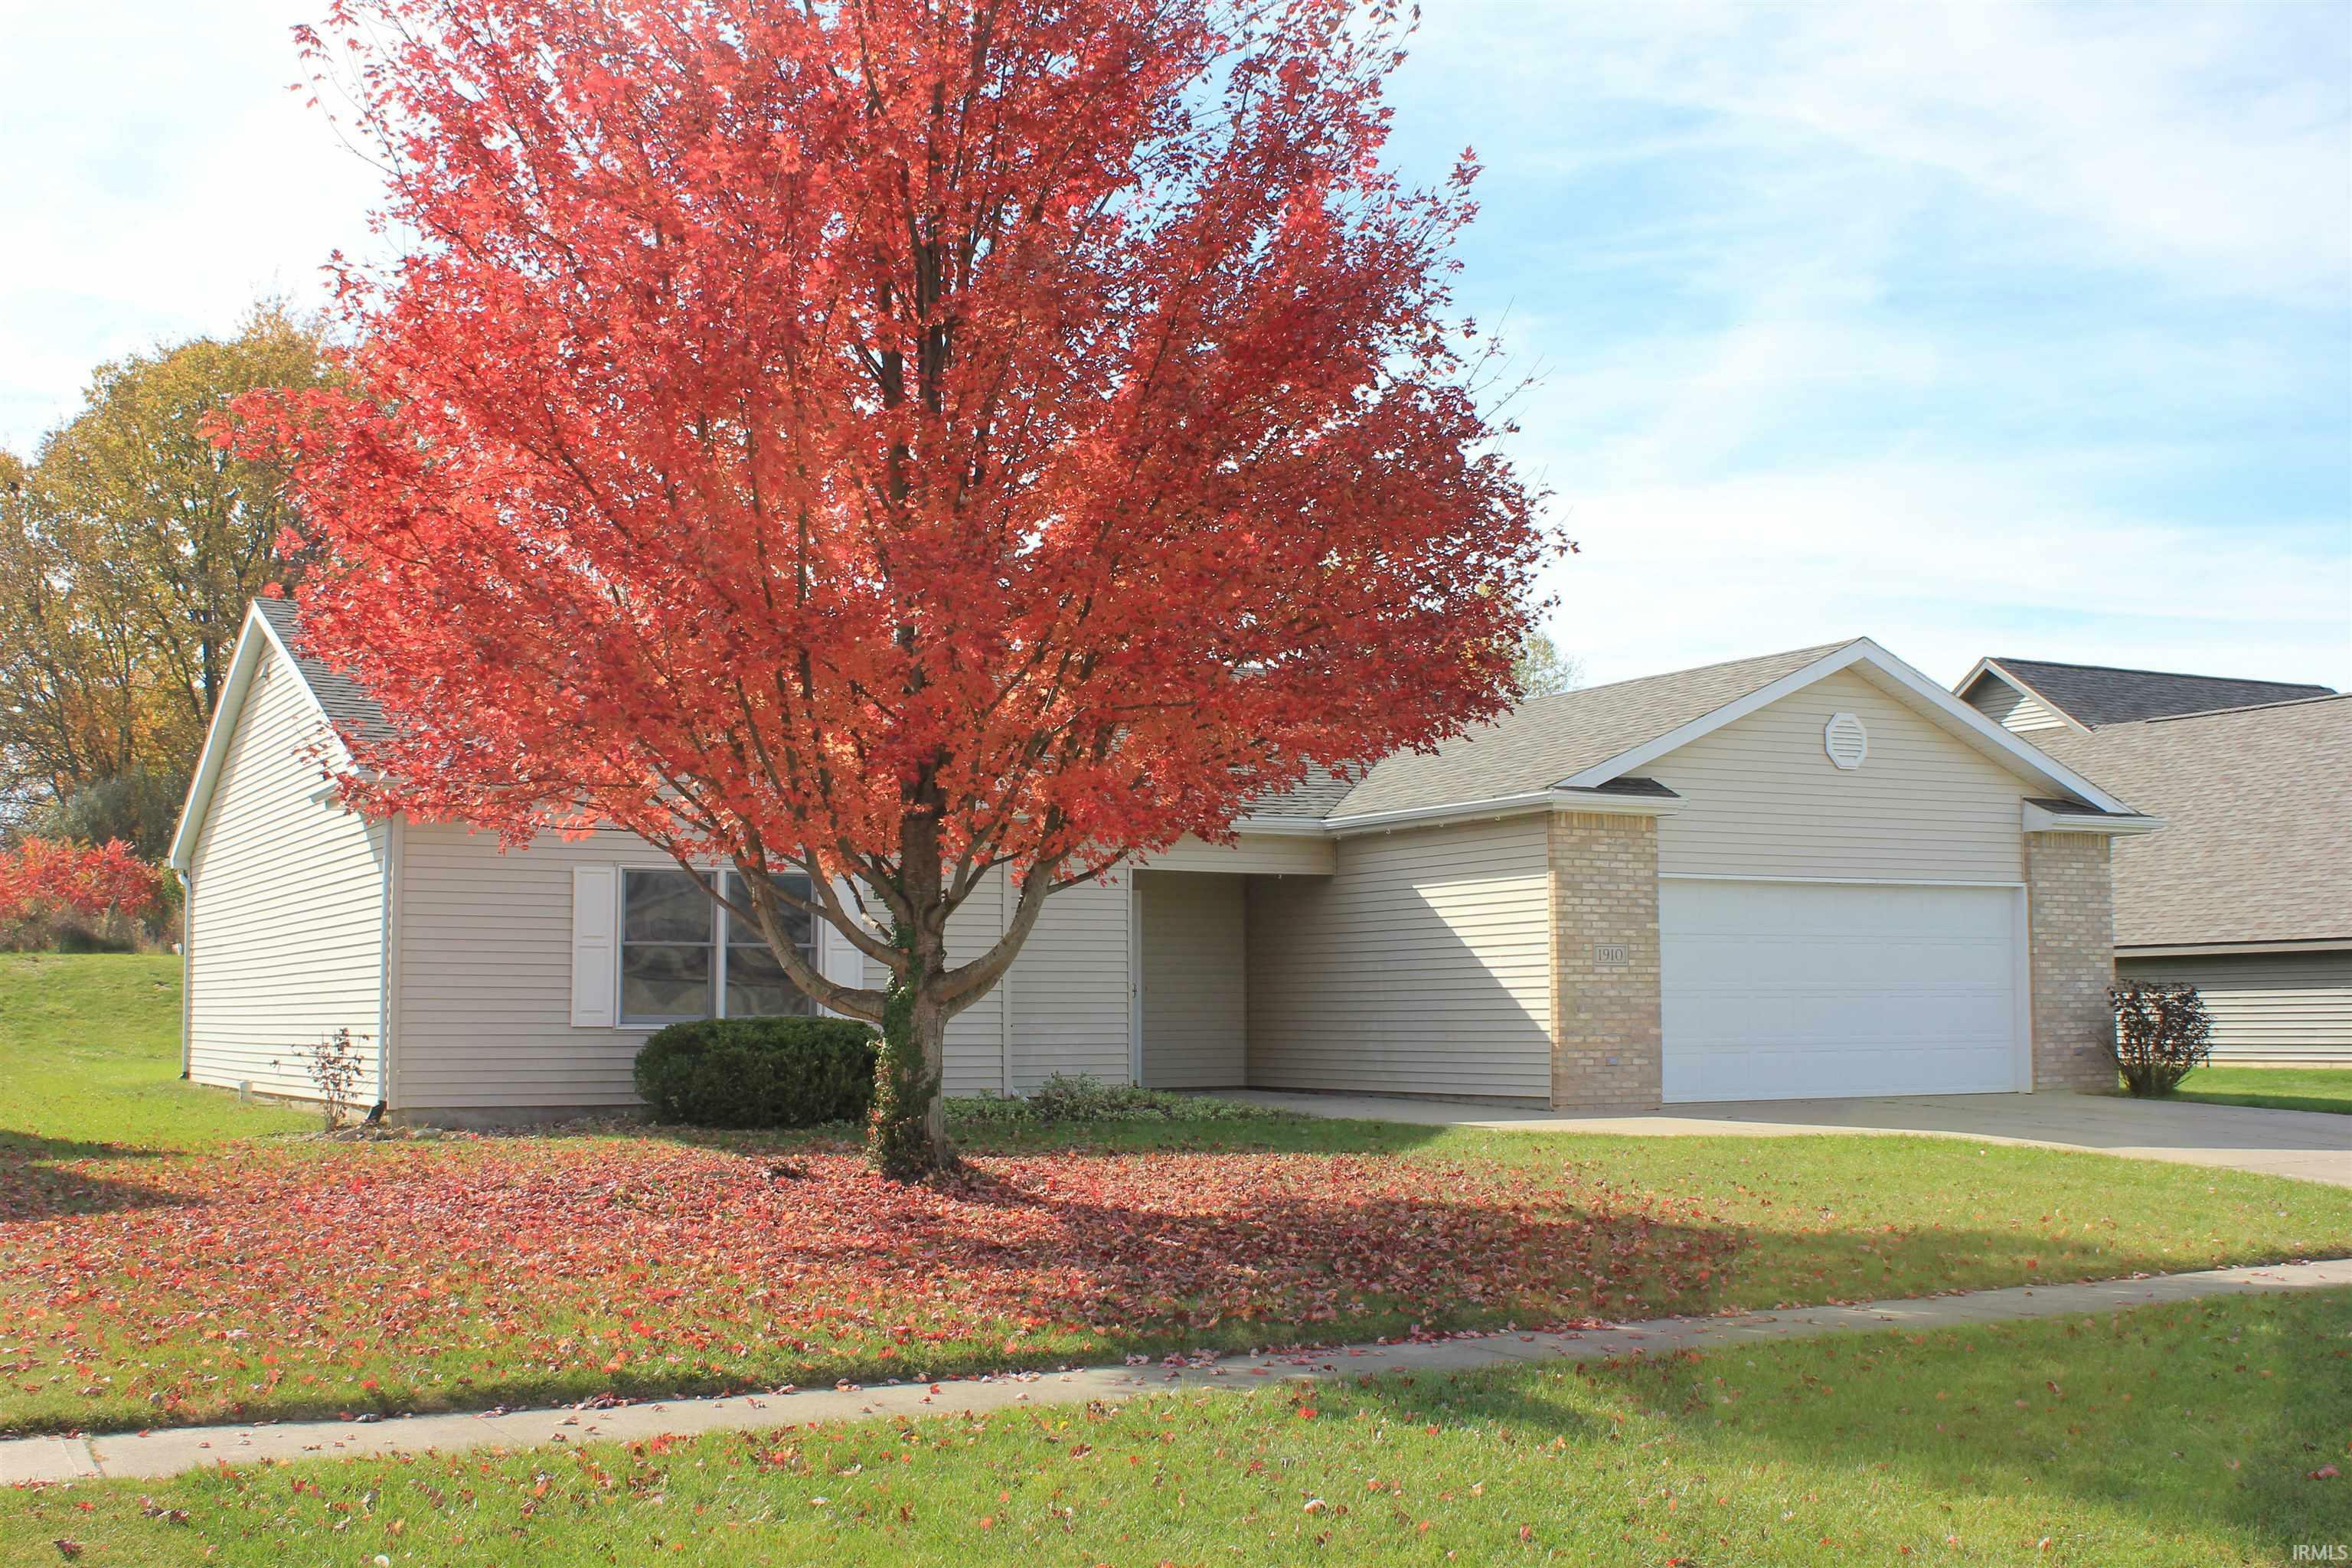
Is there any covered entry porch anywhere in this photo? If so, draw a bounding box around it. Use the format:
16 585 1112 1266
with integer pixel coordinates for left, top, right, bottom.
1129 833 1332 1090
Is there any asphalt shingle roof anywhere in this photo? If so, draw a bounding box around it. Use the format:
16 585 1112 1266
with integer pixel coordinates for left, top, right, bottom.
1242 763 1363 824
1323 642 1848 820
1988 656 2333 728
253 597 394 744
2033 694 2351 948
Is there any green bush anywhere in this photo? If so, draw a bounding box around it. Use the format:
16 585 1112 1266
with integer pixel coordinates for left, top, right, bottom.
945 1073 1291 1125
633 1016 879 1128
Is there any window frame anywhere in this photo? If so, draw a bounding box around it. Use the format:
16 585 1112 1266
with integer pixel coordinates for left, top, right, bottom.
616 867 824 1029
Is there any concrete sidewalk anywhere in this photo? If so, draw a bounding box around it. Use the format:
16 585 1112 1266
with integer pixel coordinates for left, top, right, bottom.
5 1256 2345 1487
1225 1089 2352 1187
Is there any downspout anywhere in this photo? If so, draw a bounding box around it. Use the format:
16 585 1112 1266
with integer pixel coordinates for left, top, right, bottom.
178 870 192 1080
373 815 404 1118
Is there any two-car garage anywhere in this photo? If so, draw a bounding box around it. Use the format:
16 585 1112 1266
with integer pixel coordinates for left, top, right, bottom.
1658 878 2029 1102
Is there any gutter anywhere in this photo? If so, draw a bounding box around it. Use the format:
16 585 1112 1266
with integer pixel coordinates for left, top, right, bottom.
1323 785 1681 838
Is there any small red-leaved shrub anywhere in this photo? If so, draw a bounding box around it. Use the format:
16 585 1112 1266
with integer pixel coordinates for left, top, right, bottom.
2109 978 2213 1096
0 837 165 949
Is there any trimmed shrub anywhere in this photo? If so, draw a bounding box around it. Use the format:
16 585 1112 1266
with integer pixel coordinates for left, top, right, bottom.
959 1073 1291 1124
2109 978 2213 1096
634 1016 879 1128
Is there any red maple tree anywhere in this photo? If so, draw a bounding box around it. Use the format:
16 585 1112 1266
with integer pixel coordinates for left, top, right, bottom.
246 0 1550 1174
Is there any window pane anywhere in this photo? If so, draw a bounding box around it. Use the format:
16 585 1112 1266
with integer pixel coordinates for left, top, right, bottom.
624 870 714 943
724 944 815 1018
727 871 815 949
621 943 713 1021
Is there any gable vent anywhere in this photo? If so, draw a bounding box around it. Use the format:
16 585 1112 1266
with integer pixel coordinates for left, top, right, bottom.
1823 712 1868 769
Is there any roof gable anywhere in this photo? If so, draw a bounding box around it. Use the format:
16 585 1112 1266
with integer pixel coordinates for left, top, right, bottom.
1324 638 2137 827
167 603 363 871
1325 643 1844 822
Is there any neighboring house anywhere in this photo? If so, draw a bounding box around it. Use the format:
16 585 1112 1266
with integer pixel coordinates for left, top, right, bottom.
1960 656 2347 1065
170 601 2156 1124
1955 655 2331 734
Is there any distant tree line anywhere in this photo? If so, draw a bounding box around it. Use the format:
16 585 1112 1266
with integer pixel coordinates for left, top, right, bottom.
0 303 332 859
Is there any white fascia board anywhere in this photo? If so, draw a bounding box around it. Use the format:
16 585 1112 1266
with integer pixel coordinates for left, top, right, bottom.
1227 815 1335 838
167 603 361 871
2021 801 2163 835
1322 790 1557 837
1554 638 2138 816
2120 938 2352 957
1324 787 1679 838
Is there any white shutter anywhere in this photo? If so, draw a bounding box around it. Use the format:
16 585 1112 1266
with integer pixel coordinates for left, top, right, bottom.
818 877 871 1003
570 864 619 1027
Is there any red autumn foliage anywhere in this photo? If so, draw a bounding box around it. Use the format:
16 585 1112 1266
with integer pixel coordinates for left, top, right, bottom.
0 838 163 928
229 0 1553 1172
1 1143 1733 1430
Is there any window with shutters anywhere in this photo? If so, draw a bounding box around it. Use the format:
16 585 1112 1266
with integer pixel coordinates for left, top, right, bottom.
619 869 819 1026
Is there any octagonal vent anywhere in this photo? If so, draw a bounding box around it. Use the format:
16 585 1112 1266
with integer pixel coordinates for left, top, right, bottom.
1824 711 1868 769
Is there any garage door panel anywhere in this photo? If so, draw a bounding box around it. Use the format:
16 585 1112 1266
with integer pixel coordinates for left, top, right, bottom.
1661 880 2022 1103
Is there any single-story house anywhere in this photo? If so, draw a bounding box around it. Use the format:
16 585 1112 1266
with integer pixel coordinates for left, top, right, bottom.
1959 656 2348 1063
168 600 2160 1123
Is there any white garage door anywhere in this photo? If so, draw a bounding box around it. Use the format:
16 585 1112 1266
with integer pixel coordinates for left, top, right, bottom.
1661 879 2024 1103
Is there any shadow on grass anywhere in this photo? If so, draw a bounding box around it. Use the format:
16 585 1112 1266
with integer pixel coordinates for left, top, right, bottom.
1339 1289 2352 1557
0 1152 194 1222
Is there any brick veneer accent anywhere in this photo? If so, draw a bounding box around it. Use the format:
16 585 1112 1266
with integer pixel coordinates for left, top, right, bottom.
2025 831 2118 1093
1549 811 1663 1112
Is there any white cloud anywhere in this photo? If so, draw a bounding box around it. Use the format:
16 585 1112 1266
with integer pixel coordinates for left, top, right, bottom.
1538 458 2352 691
0 2 382 454
1426 1 2352 303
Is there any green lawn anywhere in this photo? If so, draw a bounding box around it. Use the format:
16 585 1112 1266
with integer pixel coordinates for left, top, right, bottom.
8 1289 2347 1567
0 953 309 1157
2172 1065 2352 1117
5 953 2352 1445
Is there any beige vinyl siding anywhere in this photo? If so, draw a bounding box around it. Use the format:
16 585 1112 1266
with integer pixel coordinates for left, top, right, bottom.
1142 833 1334 875
185 647 387 1106
1137 871 1246 1087
1965 676 2066 733
2119 950 2352 1063
859 868 1010 1097
1245 814 1551 1100
1654 668 2027 882
396 825 681 1111
1008 873 1133 1090
858 867 1136 1094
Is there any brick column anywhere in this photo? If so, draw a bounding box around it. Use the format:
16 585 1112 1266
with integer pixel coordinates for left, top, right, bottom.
1549 811 1662 1112
2024 831 2118 1093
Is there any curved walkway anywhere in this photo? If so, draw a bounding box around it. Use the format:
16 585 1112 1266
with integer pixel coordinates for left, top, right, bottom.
5 1256 2346 1487
1227 1089 2352 1187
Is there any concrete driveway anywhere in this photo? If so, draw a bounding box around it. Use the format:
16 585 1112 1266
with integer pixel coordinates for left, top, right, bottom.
1226 1089 2352 1188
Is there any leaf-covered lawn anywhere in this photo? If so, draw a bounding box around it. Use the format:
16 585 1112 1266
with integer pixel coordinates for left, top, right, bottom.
3 1136 1736 1436
8 1122 2352 1439
7 954 2351 1441
8 1289 2347 1566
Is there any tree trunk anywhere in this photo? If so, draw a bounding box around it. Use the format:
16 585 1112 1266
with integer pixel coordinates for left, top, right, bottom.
867 923 955 1179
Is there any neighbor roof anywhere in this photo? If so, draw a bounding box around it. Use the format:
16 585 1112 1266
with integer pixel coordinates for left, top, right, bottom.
1972 655 2333 730
2032 694 2350 948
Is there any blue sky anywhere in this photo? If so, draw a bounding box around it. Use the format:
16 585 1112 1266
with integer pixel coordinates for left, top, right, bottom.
5 1 2347 688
